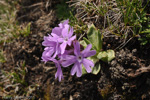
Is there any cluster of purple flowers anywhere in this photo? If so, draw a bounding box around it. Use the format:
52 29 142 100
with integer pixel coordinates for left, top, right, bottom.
42 20 96 81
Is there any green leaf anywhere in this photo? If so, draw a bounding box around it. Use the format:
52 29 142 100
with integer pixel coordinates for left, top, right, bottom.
88 56 99 64
107 50 115 61
97 51 107 60
83 37 91 45
91 62 101 75
80 40 88 48
82 62 101 75
97 50 115 62
83 37 97 50
87 24 102 52
87 57 100 75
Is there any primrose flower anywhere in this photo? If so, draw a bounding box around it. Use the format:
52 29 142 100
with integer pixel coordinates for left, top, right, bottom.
52 19 69 36
59 24 76 54
59 19 69 28
42 20 96 81
55 64 63 82
49 58 64 82
61 41 96 77
45 20 76 54
42 35 60 61
41 47 54 63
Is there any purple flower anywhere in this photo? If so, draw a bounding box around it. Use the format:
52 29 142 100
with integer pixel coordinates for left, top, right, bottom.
42 20 96 81
51 24 76 54
59 24 76 54
61 41 96 77
52 19 69 36
59 19 69 28
42 35 60 62
44 20 76 55
42 46 63 81
49 58 64 82
41 47 54 63
42 35 56 46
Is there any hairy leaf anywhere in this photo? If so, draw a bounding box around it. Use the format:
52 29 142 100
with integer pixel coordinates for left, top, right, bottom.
97 50 115 62
91 62 101 75
87 24 102 52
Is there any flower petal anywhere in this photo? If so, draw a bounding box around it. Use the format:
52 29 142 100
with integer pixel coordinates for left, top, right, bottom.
63 19 69 25
59 19 69 28
52 27 61 36
82 44 92 54
83 58 94 67
61 59 76 67
55 63 63 82
61 55 76 67
83 50 96 58
41 47 55 62
67 35 76 46
76 62 82 77
68 27 74 37
82 59 93 73
51 42 60 58
58 38 64 43
62 54 76 60
71 63 77 76
62 24 69 38
50 33 60 42
51 33 60 38
48 58 64 81
42 36 56 47
60 42 67 54
73 41 80 56
42 41 55 47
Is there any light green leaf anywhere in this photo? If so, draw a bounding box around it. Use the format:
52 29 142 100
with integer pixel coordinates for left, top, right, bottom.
97 51 107 60
83 37 97 50
83 37 91 44
97 50 115 62
87 56 99 64
91 62 101 75
80 40 87 48
87 24 102 52
107 50 115 61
